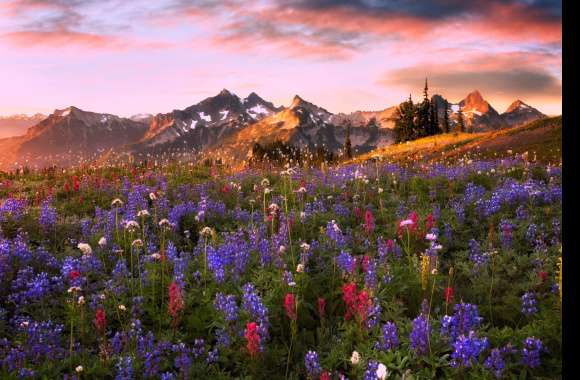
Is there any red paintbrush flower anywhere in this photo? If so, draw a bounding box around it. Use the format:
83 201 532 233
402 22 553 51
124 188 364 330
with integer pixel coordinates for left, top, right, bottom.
425 213 434 232
444 287 454 304
356 290 370 323
284 293 297 321
362 255 370 273
69 270 80 281
245 322 261 357
342 282 358 319
73 175 79 192
364 209 375 234
168 281 184 327
320 371 331 380
95 308 106 334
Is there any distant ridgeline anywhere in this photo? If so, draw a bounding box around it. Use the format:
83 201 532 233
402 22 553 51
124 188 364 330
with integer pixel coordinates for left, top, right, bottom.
0 85 548 170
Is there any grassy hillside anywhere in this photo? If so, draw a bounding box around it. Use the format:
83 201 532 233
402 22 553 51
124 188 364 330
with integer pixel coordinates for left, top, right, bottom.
355 116 562 164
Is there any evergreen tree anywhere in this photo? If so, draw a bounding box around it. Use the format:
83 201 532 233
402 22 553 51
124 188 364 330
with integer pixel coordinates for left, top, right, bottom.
343 123 352 159
416 78 431 138
394 94 416 143
429 99 439 135
457 109 465 133
443 99 450 133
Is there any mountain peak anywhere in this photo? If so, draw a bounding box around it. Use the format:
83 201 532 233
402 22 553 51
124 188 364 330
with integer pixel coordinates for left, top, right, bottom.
53 106 81 117
460 90 491 114
464 90 484 104
290 95 305 108
218 88 233 97
245 92 264 103
505 99 528 113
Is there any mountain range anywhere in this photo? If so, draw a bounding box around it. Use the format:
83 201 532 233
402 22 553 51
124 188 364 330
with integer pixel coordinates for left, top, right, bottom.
0 89 547 169
0 113 46 139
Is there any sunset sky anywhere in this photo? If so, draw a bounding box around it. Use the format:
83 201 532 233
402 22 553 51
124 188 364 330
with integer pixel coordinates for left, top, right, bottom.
0 0 562 117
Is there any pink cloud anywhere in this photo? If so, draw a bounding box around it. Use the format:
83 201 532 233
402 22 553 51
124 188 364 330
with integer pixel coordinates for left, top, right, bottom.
2 30 125 49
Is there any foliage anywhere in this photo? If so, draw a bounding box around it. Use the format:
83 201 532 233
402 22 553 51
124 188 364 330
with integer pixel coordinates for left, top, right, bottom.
0 152 561 379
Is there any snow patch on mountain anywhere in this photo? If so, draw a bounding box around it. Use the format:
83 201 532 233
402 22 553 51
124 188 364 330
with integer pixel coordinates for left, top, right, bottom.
199 112 211 122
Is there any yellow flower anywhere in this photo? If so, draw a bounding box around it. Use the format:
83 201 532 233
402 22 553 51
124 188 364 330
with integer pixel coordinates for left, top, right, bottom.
420 253 430 291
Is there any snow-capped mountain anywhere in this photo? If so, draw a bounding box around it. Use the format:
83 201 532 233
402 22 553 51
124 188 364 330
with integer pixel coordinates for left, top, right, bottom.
0 106 147 168
132 89 282 152
501 100 546 127
0 113 46 138
206 95 394 162
0 88 550 169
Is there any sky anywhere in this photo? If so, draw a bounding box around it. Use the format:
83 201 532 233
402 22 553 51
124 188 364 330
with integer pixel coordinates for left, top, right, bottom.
0 0 562 117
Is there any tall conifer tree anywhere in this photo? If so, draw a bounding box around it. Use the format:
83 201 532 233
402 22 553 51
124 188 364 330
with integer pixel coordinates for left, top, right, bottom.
443 99 450 133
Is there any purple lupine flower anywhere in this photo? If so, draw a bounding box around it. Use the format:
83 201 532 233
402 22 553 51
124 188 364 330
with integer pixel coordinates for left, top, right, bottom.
192 339 205 359
363 360 379 380
484 348 506 379
39 197 57 231
215 329 231 348
206 347 219 364
525 224 537 245
376 322 398 351
521 337 543 368
173 343 192 376
326 220 347 248
450 331 489 368
214 293 239 322
365 298 382 330
115 356 134 380
0 198 27 222
452 201 465 225
440 302 483 341
161 372 176 380
172 255 189 289
337 250 355 274
521 292 538 316
410 314 431 355
469 239 488 270
206 245 225 283
283 270 295 286
305 350 321 378
364 259 378 290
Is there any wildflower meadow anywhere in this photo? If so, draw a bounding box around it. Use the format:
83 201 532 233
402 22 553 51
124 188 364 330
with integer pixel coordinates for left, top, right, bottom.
0 155 562 379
